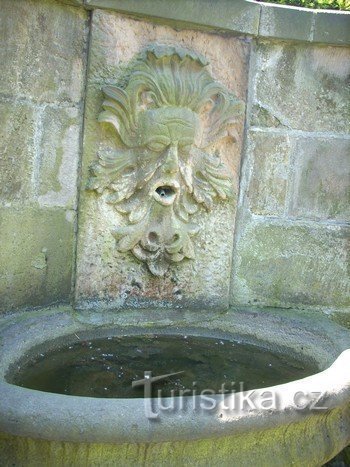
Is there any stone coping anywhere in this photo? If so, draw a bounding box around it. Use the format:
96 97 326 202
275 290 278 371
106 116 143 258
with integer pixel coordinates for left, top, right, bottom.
68 0 350 46
0 305 350 444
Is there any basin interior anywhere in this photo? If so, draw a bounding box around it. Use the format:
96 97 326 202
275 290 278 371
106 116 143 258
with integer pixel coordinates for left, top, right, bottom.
7 333 318 398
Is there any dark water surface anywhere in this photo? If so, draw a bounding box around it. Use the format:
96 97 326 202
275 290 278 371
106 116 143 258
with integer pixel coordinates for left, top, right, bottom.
9 334 317 398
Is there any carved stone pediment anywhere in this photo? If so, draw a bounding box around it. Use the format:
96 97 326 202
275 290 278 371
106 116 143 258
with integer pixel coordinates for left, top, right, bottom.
87 44 244 276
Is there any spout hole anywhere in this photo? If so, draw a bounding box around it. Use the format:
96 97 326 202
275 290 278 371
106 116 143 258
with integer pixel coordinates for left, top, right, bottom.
155 186 175 199
148 231 158 243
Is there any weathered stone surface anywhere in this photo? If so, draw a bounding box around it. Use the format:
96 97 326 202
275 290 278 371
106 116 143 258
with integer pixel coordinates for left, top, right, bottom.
0 0 88 103
0 0 88 312
0 100 35 203
231 220 350 310
252 42 350 133
85 0 261 36
38 106 81 208
0 207 75 312
332 311 350 330
289 137 350 222
75 11 249 308
251 104 286 129
58 0 84 5
245 132 350 222
259 3 313 43
246 131 291 216
313 10 350 46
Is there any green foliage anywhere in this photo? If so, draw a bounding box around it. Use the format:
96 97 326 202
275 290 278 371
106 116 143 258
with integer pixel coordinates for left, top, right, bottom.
258 0 350 10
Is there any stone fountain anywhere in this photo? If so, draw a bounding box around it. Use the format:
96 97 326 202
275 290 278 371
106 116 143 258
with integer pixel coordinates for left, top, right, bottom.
0 1 349 465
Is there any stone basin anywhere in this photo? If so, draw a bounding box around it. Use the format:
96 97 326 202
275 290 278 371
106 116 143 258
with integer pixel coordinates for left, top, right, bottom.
0 306 350 466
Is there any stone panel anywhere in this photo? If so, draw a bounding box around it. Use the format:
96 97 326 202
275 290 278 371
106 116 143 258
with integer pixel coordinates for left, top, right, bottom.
289 137 350 222
246 131 291 216
75 11 249 309
0 0 88 103
231 220 350 310
0 207 75 312
38 106 81 209
252 42 350 133
0 100 35 203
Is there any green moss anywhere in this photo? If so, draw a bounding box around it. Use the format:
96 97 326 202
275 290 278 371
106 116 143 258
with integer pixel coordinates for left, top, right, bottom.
0 207 74 312
0 406 348 466
232 222 350 309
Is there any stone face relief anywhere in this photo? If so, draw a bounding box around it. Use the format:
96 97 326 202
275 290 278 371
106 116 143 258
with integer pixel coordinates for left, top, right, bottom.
87 44 244 276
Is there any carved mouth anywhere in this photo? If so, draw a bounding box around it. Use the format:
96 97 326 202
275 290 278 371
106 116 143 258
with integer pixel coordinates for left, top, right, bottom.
153 181 179 205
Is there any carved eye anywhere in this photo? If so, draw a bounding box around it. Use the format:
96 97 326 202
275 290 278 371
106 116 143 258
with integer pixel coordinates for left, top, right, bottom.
146 139 169 152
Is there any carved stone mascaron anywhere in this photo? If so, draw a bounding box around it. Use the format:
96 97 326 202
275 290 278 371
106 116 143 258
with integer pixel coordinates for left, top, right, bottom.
87 44 244 276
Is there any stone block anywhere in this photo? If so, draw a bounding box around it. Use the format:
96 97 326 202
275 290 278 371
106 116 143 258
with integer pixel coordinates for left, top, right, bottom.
246 131 291 216
38 106 81 209
85 0 261 36
313 10 350 46
231 220 350 310
0 100 35 203
259 3 313 43
290 137 350 222
0 0 88 103
252 42 350 133
0 207 75 312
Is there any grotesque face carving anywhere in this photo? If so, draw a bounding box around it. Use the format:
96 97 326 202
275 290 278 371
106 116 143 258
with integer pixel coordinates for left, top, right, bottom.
87 44 244 276
138 106 199 206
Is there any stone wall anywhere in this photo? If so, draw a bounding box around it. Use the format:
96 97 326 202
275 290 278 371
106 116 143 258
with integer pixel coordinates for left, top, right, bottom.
0 0 349 314
231 42 350 311
0 0 88 311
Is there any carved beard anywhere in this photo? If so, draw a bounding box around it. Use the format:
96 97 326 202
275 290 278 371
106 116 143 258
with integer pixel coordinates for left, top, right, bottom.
106 144 232 276
112 155 199 277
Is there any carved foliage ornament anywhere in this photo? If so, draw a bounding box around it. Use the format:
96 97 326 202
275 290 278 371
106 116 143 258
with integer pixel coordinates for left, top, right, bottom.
87 44 244 276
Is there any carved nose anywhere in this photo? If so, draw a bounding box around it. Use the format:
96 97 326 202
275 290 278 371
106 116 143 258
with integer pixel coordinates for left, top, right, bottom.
162 144 179 174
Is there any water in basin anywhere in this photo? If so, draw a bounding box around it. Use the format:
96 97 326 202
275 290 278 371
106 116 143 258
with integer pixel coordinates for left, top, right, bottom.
8 334 317 398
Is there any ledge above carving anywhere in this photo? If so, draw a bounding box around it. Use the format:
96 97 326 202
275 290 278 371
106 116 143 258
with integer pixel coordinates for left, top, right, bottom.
80 0 350 47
